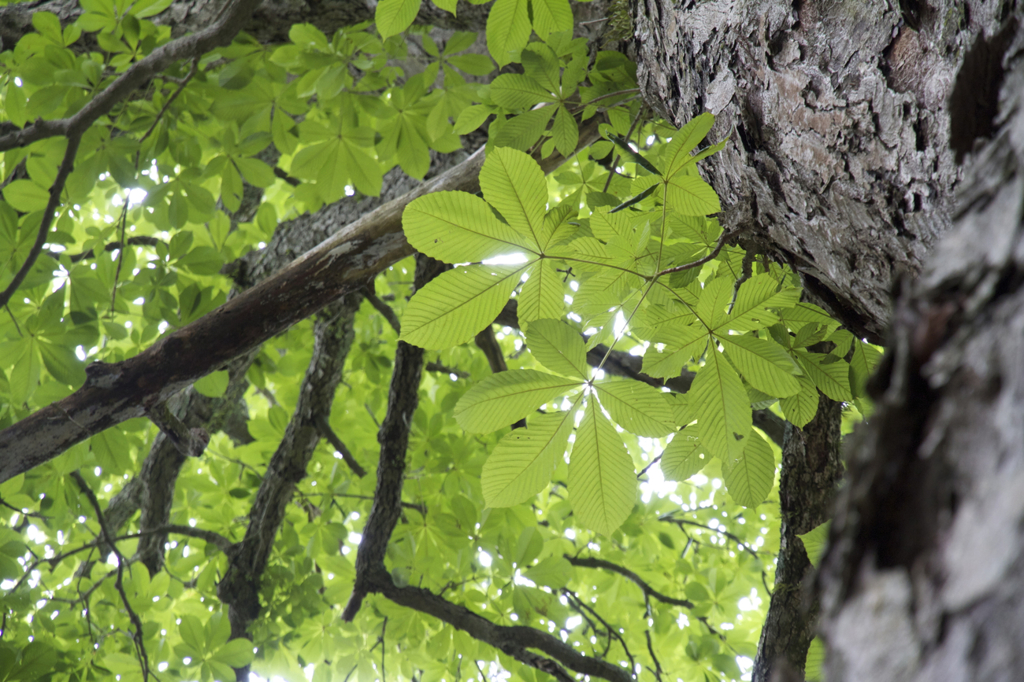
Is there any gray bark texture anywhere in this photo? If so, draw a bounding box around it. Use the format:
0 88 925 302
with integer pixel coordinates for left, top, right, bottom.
753 394 841 682
629 0 1017 343
629 0 1023 680
818 23 1024 682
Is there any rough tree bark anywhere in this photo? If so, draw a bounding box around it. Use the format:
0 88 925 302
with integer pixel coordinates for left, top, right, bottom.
629 0 1022 678
629 0 1012 342
753 394 841 682
818 27 1024 682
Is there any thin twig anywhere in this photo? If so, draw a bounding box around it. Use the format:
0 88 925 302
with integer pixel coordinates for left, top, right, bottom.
644 631 664 682
365 291 402 334
424 361 468 378
656 226 736 276
315 415 367 477
70 471 151 682
659 514 760 559
0 135 81 309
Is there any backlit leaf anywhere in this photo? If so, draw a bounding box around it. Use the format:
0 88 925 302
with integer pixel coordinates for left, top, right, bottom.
454 369 579 433
400 264 527 349
568 399 637 535
482 409 575 506
525 318 587 379
691 348 751 461
721 431 774 507
595 378 676 437
404 190 534 263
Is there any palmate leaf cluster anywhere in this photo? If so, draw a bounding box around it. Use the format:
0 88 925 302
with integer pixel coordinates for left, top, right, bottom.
0 4 877 682
400 119 880 534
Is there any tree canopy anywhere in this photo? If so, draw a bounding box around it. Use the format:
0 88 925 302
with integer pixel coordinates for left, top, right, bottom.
0 1 877 681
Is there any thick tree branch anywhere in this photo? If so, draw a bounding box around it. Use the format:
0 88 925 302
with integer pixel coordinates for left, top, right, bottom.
342 255 442 621
0 118 601 485
217 294 362 670
380 576 631 682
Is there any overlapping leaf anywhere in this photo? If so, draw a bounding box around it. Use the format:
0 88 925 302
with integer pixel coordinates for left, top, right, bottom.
399 264 526 349
721 431 775 507
595 378 676 437
526 319 588 379
454 369 579 433
661 431 706 481
479 147 548 249
568 399 637 535
690 348 751 461
404 190 535 263
481 409 575 507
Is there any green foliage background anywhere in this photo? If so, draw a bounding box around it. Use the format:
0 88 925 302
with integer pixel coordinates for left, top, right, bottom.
0 2 877 681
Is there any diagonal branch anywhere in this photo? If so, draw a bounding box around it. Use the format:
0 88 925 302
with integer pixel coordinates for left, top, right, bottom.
342 254 444 621
565 554 695 610
0 117 602 485
0 0 259 153
217 294 363 671
380 576 629 682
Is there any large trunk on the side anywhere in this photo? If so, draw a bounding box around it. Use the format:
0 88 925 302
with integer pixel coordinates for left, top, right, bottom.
629 0 1016 343
629 0 1023 679
817 29 1024 682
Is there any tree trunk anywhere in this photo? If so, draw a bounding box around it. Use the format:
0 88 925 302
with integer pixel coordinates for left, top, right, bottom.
753 393 841 682
628 0 1017 342
628 0 1022 679
818 28 1024 682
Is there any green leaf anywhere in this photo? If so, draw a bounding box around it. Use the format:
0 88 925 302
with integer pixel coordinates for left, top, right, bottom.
595 378 676 437
726 275 802 332
453 105 493 134
850 339 882 396
489 74 554 109
486 0 531 66
530 0 573 40
492 107 555 151
805 637 825 682
691 348 751 461
211 639 256 668
3 180 50 212
721 431 774 507
524 555 573 590
400 264 527 350
525 319 587 379
38 340 85 387
482 410 574 506
662 112 715 176
661 431 706 481
780 374 819 427
179 614 205 655
448 54 494 75
194 370 229 397
640 326 707 379
797 351 852 402
518 259 565 329
479 147 548 249
568 399 637 536
454 369 579 433
717 334 800 397
376 0 422 38
665 173 720 216
404 190 534 263
797 520 831 568
550 105 579 158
